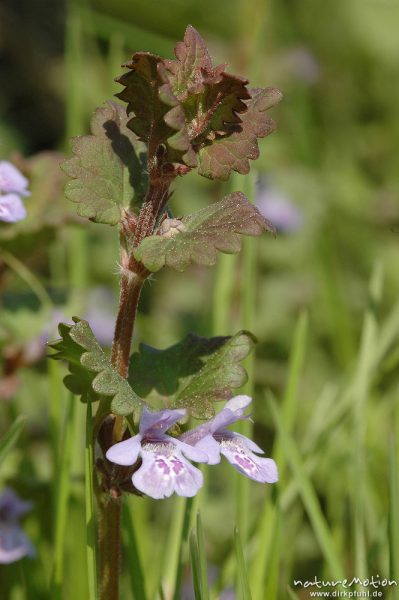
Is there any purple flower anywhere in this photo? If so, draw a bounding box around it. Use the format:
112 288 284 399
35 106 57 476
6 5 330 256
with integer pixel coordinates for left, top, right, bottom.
0 161 30 223
0 161 30 196
285 48 320 85
181 396 278 484
84 287 117 346
0 488 35 564
0 193 27 223
106 408 208 499
256 185 303 233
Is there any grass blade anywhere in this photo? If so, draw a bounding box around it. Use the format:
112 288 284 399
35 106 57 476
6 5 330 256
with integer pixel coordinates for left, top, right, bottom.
389 435 399 591
352 262 383 582
237 170 257 546
251 312 308 599
196 512 209 600
267 394 345 582
234 527 252 600
159 496 193 600
0 415 26 467
190 530 202 600
50 392 77 600
122 501 147 600
287 586 300 599
85 400 98 600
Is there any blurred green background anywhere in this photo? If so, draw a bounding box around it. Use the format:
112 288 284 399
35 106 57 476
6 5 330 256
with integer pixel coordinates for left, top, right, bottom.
1 0 399 598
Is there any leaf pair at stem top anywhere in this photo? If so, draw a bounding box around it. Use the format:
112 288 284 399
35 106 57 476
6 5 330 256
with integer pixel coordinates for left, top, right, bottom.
61 25 282 273
55 25 282 421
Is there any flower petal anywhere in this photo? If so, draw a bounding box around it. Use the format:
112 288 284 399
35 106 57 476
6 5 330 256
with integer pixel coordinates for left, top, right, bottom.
230 432 265 455
220 436 278 483
132 448 203 499
192 434 221 465
0 194 27 223
209 394 252 432
180 421 213 446
173 438 209 463
0 161 30 196
106 434 142 466
139 407 186 437
0 524 35 564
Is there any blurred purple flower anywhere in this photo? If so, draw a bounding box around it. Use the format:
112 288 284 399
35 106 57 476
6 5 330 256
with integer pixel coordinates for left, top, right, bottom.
0 193 27 223
0 161 30 196
0 161 30 223
84 287 116 347
106 408 208 499
256 185 303 233
23 310 71 363
0 488 35 564
181 395 278 484
285 48 320 84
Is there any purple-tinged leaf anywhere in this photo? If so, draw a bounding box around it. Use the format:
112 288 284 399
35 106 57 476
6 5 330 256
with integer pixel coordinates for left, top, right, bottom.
164 25 213 99
116 53 196 174
128 331 256 419
133 191 274 272
165 26 250 141
198 87 282 180
61 102 147 225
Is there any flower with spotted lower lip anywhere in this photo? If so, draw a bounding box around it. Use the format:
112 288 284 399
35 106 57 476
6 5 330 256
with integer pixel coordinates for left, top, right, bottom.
105 407 208 499
180 395 278 484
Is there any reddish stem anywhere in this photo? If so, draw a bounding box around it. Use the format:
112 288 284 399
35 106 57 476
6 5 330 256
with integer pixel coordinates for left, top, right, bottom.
96 178 172 600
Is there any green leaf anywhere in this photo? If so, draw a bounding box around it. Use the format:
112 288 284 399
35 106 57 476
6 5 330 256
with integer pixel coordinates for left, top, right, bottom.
49 317 142 417
61 102 147 225
134 192 274 272
128 330 255 419
116 53 196 173
198 87 282 180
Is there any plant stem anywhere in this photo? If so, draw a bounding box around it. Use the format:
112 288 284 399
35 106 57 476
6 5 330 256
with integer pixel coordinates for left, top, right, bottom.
96 179 171 600
112 180 170 380
111 273 144 379
97 493 122 600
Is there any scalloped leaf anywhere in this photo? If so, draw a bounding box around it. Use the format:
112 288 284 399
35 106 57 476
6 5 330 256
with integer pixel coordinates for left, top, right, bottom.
128 330 256 419
164 25 213 99
165 26 250 141
198 87 282 180
61 102 147 225
49 317 142 417
133 191 274 272
116 53 196 173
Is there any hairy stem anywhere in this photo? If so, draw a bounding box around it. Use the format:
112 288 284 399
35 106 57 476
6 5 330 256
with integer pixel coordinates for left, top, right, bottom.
111 273 144 379
96 179 171 600
98 493 122 600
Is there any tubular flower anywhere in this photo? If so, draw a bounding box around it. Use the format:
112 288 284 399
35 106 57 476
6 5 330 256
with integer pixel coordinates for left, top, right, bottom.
181 395 278 484
0 161 30 223
106 408 208 499
0 488 35 564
